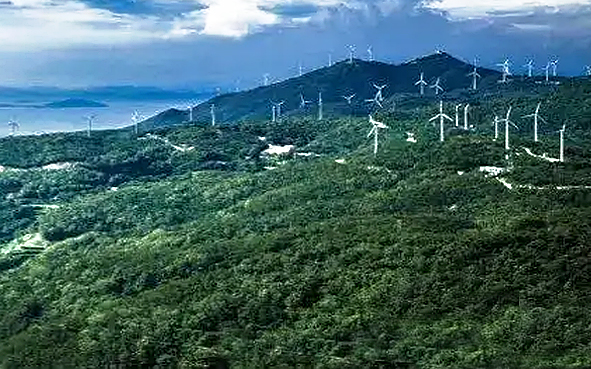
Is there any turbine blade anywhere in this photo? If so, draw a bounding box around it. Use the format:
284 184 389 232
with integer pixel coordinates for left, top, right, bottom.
429 115 439 122
368 127 376 138
442 114 453 121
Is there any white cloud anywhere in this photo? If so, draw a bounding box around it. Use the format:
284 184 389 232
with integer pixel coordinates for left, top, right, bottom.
420 0 591 20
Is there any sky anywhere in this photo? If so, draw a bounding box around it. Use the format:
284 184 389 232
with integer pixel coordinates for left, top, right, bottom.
0 0 590 89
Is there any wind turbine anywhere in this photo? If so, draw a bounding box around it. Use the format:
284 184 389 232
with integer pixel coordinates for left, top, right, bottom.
299 93 312 109
328 53 333 67
499 106 518 150
131 110 141 135
415 72 428 96
455 104 461 127
430 77 444 95
299 62 303 77
347 45 355 64
524 60 534 78
542 62 551 83
558 123 566 162
275 100 285 119
210 104 216 126
85 115 96 138
343 94 356 105
497 59 511 83
492 115 499 141
367 46 374 61
585 65 591 77
463 104 470 130
429 100 453 142
372 83 387 101
7 119 19 135
263 73 270 86
271 105 277 123
467 66 481 90
365 95 383 109
522 102 547 142
318 91 323 121
187 105 193 122
368 114 388 156
550 59 559 77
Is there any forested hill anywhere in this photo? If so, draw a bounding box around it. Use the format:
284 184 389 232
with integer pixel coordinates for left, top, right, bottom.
141 52 505 130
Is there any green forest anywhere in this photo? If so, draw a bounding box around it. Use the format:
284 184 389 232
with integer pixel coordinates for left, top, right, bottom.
1 60 591 368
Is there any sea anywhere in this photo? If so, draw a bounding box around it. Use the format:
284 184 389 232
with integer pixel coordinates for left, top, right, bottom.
0 99 195 137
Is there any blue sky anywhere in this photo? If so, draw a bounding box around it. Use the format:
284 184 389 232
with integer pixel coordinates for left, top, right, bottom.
0 0 590 89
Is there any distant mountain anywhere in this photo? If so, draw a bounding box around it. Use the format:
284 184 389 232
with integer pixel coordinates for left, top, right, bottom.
142 52 505 129
42 98 108 108
0 85 212 104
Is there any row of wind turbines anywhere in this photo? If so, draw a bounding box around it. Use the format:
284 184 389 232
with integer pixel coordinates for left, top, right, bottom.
366 99 567 163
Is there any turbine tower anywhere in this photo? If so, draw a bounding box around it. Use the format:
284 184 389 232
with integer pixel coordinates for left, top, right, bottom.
271 105 276 123
430 77 444 95
455 104 461 127
550 59 559 77
524 60 534 78
347 45 355 64
365 95 383 109
463 104 470 130
559 123 566 162
367 46 373 61
85 115 96 138
7 119 19 135
328 53 333 67
210 104 216 126
499 106 518 150
429 100 453 142
415 72 427 96
263 73 270 86
131 110 141 135
299 62 303 77
467 66 481 90
318 91 323 121
368 115 388 156
497 59 511 83
542 62 551 83
493 115 499 141
522 102 547 142
188 105 193 122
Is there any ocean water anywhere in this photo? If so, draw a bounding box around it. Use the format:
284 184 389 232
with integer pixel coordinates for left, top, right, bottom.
0 100 193 137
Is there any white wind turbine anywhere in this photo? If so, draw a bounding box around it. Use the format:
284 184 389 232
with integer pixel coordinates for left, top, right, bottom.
463 104 470 130
343 93 356 105
455 104 461 127
522 102 547 142
85 115 96 138
558 123 566 162
524 60 534 78
415 72 428 96
367 46 374 61
210 104 216 126
328 53 333 67
318 91 323 120
542 62 551 83
263 73 270 86
300 93 312 109
430 77 444 95
368 114 388 156
7 119 19 135
499 106 518 150
429 100 453 142
347 45 355 64
497 59 511 83
299 62 303 77
365 95 383 109
372 83 387 101
585 65 591 76
467 66 481 90
492 115 499 141
187 105 194 122
550 59 559 77
276 100 285 119
271 104 277 123
131 110 141 135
